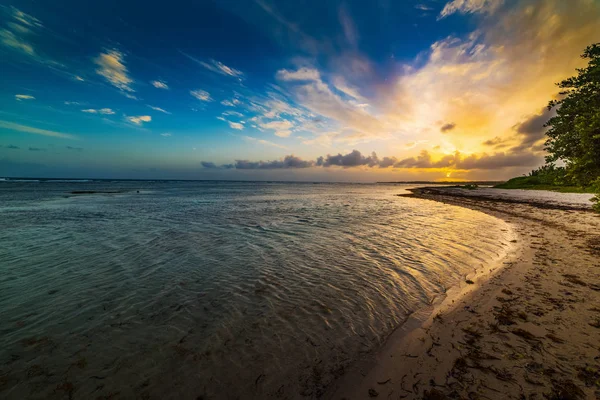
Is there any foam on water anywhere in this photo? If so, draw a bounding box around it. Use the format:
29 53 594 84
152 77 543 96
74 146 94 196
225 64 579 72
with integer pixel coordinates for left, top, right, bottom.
0 181 513 399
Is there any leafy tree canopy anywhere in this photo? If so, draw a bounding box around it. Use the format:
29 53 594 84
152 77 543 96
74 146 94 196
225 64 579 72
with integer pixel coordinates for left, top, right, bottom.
545 43 600 186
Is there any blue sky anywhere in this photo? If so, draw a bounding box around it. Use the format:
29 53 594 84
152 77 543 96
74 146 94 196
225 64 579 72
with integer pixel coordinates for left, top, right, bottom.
1 0 599 181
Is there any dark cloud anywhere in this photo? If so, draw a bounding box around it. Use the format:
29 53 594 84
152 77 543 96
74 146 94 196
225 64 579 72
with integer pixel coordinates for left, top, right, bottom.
235 155 314 169
482 136 511 149
201 161 218 169
3 145 20 149
66 146 83 151
440 122 456 133
318 150 379 167
511 106 556 152
202 148 542 172
28 147 45 151
392 150 541 170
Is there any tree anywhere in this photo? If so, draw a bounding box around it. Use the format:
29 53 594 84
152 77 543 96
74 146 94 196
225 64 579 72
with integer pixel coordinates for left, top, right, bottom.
544 43 600 186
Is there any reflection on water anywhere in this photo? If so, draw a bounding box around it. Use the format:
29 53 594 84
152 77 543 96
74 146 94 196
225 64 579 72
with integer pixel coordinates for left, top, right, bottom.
0 181 512 399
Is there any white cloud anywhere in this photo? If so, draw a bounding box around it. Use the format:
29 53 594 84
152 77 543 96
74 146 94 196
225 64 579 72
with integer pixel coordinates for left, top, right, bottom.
190 89 212 102
147 105 171 114
228 121 244 130
151 80 169 89
242 135 287 149
64 101 81 105
332 76 365 100
276 67 321 81
82 108 115 115
439 0 503 18
160 133 172 137
94 49 135 93
74 76 84 82
182 53 244 79
259 120 294 137
127 115 151 125
10 7 43 28
84 108 113 114
0 120 76 139
15 94 35 101
221 98 241 107
0 29 34 55
223 110 244 117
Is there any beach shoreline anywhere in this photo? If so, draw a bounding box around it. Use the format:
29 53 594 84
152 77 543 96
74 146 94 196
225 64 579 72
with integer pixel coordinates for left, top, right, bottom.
327 187 600 400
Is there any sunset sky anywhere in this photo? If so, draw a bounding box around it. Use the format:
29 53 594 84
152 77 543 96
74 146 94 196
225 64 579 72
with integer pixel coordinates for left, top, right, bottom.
1 0 599 181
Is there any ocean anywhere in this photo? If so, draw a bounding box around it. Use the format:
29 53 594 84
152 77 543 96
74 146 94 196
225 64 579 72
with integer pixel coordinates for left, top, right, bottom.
0 180 512 399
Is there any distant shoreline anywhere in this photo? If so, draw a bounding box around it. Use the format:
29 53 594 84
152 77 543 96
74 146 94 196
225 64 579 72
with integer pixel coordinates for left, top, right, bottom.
328 187 600 399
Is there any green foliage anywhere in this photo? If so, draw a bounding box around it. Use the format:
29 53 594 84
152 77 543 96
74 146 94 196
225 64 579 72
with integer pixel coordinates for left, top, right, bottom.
545 43 600 187
591 177 600 213
463 184 478 190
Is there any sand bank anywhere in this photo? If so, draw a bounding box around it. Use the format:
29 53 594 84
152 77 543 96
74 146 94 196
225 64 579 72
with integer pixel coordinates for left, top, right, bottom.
328 187 600 400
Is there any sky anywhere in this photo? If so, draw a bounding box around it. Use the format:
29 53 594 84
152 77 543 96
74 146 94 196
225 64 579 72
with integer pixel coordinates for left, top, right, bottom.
0 0 599 182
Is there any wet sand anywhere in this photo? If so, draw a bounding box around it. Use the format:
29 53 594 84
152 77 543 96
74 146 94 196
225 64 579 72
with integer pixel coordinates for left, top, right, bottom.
328 187 600 399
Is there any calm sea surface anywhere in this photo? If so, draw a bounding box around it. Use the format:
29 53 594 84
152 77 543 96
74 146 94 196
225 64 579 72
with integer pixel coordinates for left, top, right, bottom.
0 180 512 399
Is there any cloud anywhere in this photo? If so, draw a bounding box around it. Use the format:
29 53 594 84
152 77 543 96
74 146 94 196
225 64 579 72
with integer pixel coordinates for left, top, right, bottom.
66 146 83 151
438 0 503 18
338 5 358 47
440 122 456 132
0 120 76 139
9 7 42 28
228 121 244 130
223 111 244 117
259 119 294 137
234 155 313 169
94 49 135 93
198 59 244 78
1 29 34 55
242 135 287 149
318 150 379 167
147 105 171 114
276 67 321 82
201 161 218 169
482 136 509 147
150 80 169 89
393 149 540 170
190 89 212 102
64 101 82 106
126 115 151 125
160 133 172 137
4 144 20 149
332 76 365 100
28 147 45 151
82 108 115 115
221 98 242 107
15 94 35 101
415 4 434 11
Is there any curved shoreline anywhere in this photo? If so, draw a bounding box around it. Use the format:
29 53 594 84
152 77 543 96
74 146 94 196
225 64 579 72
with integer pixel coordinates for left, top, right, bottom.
327 188 600 399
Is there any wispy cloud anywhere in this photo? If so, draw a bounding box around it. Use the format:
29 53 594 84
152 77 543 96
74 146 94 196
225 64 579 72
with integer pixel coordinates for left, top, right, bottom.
150 80 169 89
82 108 115 115
221 98 241 107
94 49 135 94
182 53 244 79
15 94 35 101
276 67 321 81
147 105 171 114
0 120 77 139
415 4 434 11
190 89 212 102
228 121 244 130
160 133 172 137
0 29 34 55
438 0 503 19
259 119 294 137
126 115 151 125
242 135 287 149
66 146 83 151
28 147 45 151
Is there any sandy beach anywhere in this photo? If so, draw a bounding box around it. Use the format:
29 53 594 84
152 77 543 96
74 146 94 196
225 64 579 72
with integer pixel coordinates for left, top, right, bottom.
328 187 600 400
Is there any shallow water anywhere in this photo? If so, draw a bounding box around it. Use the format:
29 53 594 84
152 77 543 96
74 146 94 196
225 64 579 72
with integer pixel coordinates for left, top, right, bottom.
0 181 512 399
